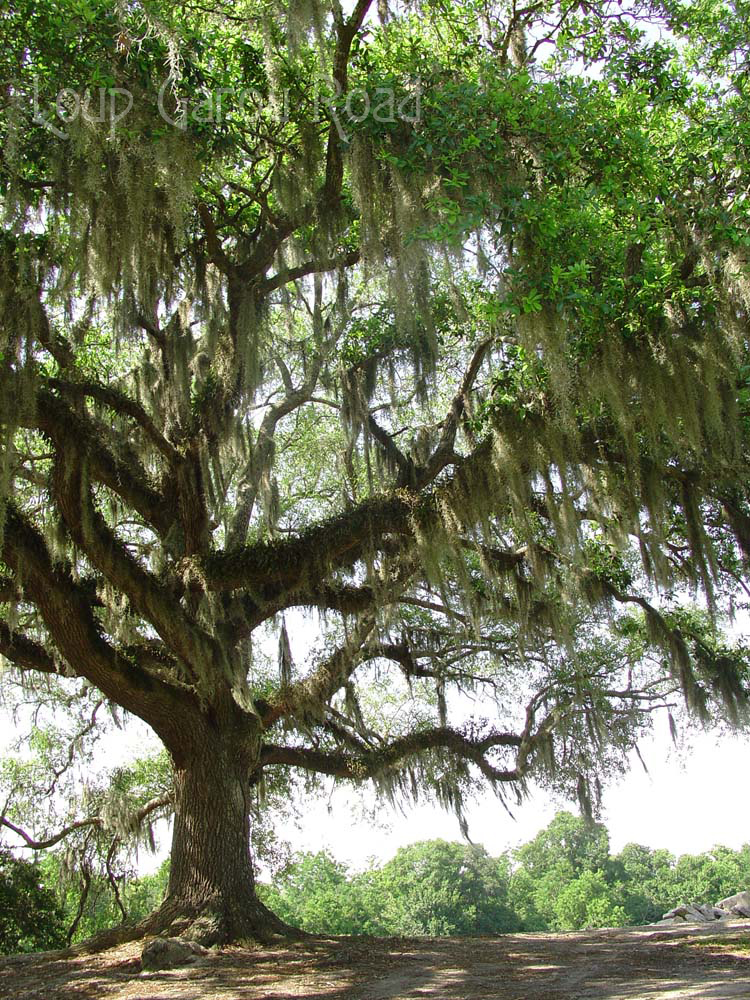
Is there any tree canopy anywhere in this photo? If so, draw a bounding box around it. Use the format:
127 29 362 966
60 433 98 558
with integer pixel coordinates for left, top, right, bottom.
0 0 749 945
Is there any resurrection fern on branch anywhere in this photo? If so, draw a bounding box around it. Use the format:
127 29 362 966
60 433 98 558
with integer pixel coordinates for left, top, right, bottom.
0 0 749 945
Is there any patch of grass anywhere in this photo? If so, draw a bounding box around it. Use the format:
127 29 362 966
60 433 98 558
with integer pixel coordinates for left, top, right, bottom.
691 935 750 954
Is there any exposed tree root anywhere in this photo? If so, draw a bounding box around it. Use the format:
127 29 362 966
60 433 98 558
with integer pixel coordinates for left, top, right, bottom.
70 894 306 954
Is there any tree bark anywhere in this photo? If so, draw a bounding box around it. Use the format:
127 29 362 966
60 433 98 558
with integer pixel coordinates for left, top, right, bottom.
153 726 294 945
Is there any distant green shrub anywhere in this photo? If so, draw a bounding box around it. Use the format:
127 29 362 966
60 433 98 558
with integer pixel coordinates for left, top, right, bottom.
0 849 66 954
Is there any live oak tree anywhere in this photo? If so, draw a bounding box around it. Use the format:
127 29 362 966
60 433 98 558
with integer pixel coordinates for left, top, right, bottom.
1 0 750 945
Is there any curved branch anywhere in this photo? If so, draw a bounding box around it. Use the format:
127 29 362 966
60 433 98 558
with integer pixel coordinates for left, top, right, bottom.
208 490 419 591
260 725 524 783
50 447 222 684
261 249 361 295
15 385 174 538
0 794 172 851
417 338 493 487
1 814 102 850
208 431 502 598
367 413 416 484
261 612 378 727
0 623 60 675
2 504 199 745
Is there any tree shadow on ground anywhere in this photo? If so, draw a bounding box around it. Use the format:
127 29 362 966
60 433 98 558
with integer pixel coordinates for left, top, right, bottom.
0 939 365 1000
356 925 750 1000
1 924 749 1000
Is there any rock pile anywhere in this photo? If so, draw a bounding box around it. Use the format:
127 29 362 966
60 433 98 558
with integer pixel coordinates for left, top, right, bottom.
655 890 750 926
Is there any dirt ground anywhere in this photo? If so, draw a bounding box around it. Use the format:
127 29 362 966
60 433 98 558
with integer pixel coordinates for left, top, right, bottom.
1 921 749 1000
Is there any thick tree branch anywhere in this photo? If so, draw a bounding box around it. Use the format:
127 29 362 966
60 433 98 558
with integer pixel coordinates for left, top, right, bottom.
260 725 525 783
2 505 199 746
261 249 361 295
208 491 419 591
322 0 374 206
14 385 174 538
210 433 507 601
261 612 378 727
47 377 179 462
197 202 235 275
367 413 416 483
261 555 420 724
50 449 222 685
418 338 493 487
0 623 60 675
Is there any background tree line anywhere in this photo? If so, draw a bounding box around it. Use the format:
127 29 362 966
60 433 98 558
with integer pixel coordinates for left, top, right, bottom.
4 810 749 952
258 812 750 935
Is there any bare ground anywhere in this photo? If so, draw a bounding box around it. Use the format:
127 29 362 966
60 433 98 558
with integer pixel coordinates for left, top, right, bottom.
1 921 749 1000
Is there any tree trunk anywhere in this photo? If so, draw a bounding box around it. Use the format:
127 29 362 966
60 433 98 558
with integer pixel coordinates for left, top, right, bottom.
154 728 293 945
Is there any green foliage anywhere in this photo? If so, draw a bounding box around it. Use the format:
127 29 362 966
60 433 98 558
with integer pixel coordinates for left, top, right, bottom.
377 841 520 935
258 851 377 935
514 811 612 878
30 854 171 945
258 841 520 937
553 870 627 931
121 859 171 924
509 812 617 929
614 842 750 914
256 815 750 938
8 807 750 947
0 850 66 954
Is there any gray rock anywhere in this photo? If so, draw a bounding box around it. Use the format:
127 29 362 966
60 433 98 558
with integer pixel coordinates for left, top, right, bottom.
655 897 750 927
141 936 208 971
662 901 743 923
716 890 750 912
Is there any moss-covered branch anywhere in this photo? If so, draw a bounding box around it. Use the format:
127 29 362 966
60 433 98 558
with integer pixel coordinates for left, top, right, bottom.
1 794 172 851
260 725 526 784
1 505 201 747
0 622 60 675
